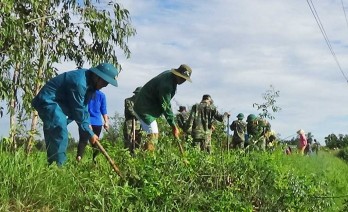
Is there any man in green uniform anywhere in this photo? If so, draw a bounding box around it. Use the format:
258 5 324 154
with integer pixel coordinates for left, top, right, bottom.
133 64 192 151
185 94 229 153
246 114 266 151
230 113 247 149
123 86 142 154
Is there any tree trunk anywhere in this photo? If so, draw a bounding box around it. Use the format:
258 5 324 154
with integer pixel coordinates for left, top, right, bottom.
9 63 20 151
26 9 47 154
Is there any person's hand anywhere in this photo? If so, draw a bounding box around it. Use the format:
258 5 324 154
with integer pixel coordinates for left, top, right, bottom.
104 122 109 131
172 126 180 139
211 125 215 131
89 134 98 144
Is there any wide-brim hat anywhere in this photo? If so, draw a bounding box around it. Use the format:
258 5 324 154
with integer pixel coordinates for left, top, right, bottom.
133 86 142 94
89 63 119 87
171 64 192 82
297 129 305 135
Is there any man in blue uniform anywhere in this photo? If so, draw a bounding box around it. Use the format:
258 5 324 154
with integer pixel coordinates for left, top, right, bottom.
32 63 119 166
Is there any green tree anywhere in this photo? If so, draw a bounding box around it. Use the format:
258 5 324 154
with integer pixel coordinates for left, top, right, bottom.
253 85 281 120
325 134 339 149
0 0 136 152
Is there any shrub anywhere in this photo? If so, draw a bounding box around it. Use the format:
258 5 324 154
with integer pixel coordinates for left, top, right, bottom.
337 147 348 163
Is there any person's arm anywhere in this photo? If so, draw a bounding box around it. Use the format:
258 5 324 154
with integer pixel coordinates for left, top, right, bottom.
176 114 184 129
213 106 229 122
100 92 109 130
159 87 176 127
67 83 95 140
230 121 236 131
103 114 109 130
125 97 137 118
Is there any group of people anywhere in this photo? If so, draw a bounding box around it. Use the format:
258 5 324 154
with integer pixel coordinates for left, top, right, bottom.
294 129 320 155
230 113 276 151
284 129 320 156
32 63 194 166
31 62 287 167
124 92 278 154
123 92 230 154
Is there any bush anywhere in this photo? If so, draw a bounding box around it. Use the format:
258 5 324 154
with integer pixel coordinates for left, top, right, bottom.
337 147 348 163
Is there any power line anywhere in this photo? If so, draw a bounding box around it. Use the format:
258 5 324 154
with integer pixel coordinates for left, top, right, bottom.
306 0 348 83
341 0 348 30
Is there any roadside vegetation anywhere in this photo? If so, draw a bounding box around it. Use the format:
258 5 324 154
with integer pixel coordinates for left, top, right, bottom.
1 133 348 211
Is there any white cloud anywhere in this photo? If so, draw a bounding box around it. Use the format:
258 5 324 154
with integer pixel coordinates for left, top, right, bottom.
2 0 348 145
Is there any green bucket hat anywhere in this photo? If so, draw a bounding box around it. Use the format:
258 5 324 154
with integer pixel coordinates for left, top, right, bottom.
133 86 142 94
89 63 119 87
171 64 192 82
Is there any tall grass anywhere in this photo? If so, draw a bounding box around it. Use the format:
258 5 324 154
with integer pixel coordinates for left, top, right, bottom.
0 142 347 211
280 151 348 211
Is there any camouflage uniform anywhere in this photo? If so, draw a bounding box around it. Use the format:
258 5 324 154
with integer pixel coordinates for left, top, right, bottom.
230 116 247 149
246 116 264 150
176 106 189 141
262 120 274 148
123 87 142 154
186 96 226 153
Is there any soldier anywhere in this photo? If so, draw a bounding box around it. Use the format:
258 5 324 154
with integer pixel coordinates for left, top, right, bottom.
312 139 320 155
230 113 247 149
176 106 188 130
246 114 265 150
133 64 192 151
185 94 229 153
123 87 142 154
176 106 189 141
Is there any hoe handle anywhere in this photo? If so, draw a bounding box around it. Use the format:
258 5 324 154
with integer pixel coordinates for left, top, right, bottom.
95 140 123 177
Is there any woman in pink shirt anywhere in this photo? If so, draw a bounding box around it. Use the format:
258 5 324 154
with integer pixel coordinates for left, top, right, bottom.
297 129 307 155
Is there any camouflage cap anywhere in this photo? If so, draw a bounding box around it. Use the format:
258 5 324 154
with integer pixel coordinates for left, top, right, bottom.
178 106 186 112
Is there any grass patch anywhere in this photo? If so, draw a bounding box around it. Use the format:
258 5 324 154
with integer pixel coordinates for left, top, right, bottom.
0 143 347 211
